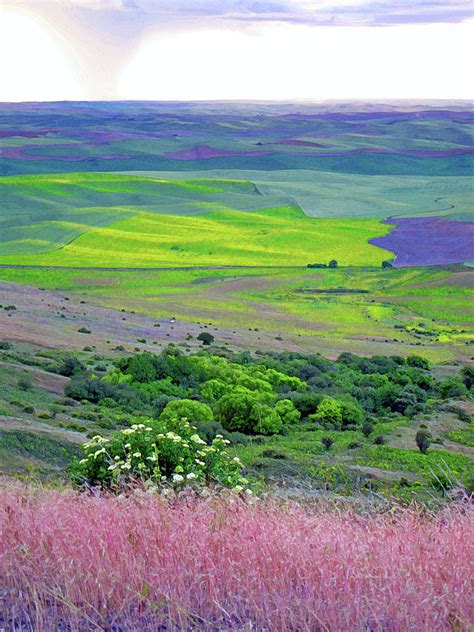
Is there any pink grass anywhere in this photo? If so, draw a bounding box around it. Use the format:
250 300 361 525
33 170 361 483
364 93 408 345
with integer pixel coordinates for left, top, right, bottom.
0 486 473 631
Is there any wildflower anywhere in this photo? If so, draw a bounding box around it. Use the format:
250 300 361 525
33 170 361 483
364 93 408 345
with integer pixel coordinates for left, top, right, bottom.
124 443 131 449
146 455 157 462
172 474 184 483
233 485 243 493
121 463 131 470
190 434 206 444
245 489 253 495
79 458 88 465
145 427 153 432
93 448 106 458
195 459 205 466
186 472 197 480
132 452 141 458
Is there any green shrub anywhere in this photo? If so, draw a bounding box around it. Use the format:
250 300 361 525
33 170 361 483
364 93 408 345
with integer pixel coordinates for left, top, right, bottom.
461 365 474 390
362 421 374 437
215 391 258 434
253 404 283 435
56 356 85 377
407 355 430 370
18 377 33 391
200 379 231 404
274 399 300 425
321 436 334 451
439 377 469 399
310 397 343 429
416 430 431 454
71 417 247 491
160 399 214 426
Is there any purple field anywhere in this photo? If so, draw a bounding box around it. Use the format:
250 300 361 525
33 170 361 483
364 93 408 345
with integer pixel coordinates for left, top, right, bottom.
1 102 473 177
371 217 474 267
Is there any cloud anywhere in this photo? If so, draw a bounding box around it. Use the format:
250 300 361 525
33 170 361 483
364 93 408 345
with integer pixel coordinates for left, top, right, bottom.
7 0 473 25
118 20 474 100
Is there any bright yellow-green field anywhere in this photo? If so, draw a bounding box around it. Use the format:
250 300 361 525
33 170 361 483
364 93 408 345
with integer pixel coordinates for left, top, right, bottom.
0 205 393 268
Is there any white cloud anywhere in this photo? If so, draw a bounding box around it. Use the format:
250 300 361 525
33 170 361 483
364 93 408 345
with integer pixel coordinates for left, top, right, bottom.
118 20 474 100
0 6 85 101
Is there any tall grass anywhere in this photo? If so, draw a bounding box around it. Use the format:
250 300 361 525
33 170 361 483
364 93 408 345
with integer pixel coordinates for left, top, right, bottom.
1 485 472 631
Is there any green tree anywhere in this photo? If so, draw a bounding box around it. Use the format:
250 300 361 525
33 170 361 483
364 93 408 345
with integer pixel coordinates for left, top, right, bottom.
311 397 343 429
159 399 214 425
253 404 283 435
274 399 301 425
340 399 364 428
199 379 231 404
125 352 157 383
215 390 257 433
197 332 214 346
328 259 338 268
407 355 430 371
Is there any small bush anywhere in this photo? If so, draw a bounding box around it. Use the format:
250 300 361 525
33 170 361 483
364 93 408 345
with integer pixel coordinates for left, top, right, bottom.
439 377 468 399
362 421 374 437
373 435 385 445
415 430 431 454
18 377 33 391
321 436 334 451
261 449 287 460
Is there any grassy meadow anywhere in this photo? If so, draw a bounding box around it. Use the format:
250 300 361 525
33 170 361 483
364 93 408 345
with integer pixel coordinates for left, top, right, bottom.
0 205 392 267
0 263 471 362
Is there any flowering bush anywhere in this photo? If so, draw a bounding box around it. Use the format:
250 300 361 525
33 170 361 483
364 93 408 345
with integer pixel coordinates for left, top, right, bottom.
71 417 247 491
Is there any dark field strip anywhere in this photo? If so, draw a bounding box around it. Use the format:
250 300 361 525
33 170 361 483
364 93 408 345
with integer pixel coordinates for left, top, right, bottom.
0 263 302 271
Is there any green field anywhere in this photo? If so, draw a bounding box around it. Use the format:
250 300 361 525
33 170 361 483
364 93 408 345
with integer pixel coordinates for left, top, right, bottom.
0 173 286 256
123 170 474 220
0 205 392 268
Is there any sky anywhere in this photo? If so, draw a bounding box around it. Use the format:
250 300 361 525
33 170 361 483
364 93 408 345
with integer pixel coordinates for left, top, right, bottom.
0 0 473 101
